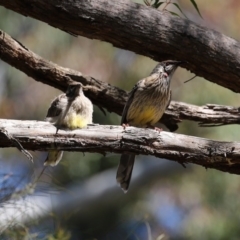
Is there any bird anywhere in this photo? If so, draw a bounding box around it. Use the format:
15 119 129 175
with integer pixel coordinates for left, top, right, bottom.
44 82 93 166
116 60 183 192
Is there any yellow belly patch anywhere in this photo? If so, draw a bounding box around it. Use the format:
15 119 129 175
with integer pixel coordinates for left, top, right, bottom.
64 113 88 129
129 106 161 126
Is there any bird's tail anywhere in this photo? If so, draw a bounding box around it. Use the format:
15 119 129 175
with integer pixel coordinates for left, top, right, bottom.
44 151 63 167
116 154 135 193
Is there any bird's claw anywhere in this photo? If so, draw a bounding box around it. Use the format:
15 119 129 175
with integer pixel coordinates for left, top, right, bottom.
122 123 129 130
154 127 162 132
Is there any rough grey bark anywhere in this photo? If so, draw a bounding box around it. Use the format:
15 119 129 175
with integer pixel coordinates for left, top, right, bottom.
1 30 240 131
1 0 240 92
1 1 240 178
0 119 240 175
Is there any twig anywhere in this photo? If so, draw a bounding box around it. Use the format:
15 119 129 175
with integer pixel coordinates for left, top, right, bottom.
0 127 33 162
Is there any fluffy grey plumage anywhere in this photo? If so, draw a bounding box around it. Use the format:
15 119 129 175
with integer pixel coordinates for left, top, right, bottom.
44 83 93 166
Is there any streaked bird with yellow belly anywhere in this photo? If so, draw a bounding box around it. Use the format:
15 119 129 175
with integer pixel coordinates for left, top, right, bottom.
117 60 183 192
44 82 93 166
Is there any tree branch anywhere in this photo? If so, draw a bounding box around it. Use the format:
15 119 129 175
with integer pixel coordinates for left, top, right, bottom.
1 0 240 92
1 119 240 175
166 102 240 127
1 30 240 131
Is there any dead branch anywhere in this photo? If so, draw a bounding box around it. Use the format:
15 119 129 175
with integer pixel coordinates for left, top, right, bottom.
0 127 33 162
1 0 240 92
0 119 240 175
1 30 240 132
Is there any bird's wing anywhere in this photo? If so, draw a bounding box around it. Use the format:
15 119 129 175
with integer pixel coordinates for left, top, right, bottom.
46 94 66 121
121 81 141 124
121 75 159 124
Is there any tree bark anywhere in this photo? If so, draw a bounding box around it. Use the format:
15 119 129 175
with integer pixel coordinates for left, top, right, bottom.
1 1 240 178
1 30 240 132
1 119 240 175
1 0 240 92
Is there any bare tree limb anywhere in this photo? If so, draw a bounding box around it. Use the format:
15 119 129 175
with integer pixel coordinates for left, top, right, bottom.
1 0 240 92
0 127 33 162
0 119 240 175
0 29 127 122
1 30 240 132
166 102 240 127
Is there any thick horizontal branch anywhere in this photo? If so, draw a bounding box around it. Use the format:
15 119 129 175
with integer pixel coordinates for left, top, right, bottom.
1 30 240 131
1 0 240 92
0 119 240 175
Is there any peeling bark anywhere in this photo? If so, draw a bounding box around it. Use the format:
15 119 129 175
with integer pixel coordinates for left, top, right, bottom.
0 119 240 175
1 1 240 178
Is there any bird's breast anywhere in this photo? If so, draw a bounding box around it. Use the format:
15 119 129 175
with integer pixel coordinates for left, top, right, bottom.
63 113 88 129
127 90 170 127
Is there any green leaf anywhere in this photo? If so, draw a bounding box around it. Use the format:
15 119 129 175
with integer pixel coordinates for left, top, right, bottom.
190 0 203 18
172 3 189 19
153 1 164 9
167 10 181 18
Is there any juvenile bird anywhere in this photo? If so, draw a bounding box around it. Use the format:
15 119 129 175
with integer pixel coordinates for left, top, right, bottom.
44 82 93 166
116 60 182 192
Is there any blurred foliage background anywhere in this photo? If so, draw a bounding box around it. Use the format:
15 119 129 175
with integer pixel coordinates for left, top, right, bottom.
1 0 240 239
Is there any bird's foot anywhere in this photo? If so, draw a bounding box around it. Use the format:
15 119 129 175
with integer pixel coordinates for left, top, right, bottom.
154 127 162 132
122 123 129 130
147 125 162 132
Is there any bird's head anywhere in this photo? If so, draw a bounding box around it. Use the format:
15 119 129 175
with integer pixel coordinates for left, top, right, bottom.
152 60 184 78
66 83 82 98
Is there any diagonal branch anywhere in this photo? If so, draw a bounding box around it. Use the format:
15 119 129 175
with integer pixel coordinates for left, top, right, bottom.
1 30 240 131
0 127 33 162
0 119 240 175
1 0 240 92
